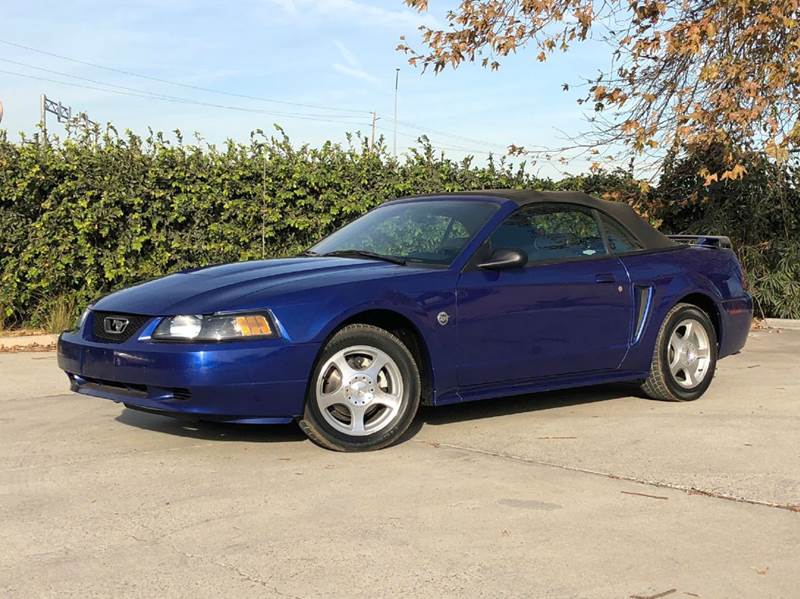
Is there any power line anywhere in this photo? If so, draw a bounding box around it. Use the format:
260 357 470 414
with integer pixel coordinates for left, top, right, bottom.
0 57 366 122
0 68 374 128
0 37 371 116
1 68 507 157
0 39 525 156
3 66 504 157
1 66 503 154
373 122 495 156
392 118 510 152
0 38 520 153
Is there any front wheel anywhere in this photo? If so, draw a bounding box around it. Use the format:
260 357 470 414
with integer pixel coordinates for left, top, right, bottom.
641 303 718 401
299 324 421 451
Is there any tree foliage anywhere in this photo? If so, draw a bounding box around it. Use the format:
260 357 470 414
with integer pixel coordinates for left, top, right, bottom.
653 143 800 318
400 0 800 175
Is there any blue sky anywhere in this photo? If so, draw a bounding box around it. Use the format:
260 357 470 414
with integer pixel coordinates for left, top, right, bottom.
1 0 611 178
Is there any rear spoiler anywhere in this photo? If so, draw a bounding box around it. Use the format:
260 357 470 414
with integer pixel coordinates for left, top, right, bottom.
668 235 733 249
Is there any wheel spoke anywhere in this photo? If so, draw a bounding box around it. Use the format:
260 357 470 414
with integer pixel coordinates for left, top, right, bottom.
670 359 685 378
362 353 389 382
332 354 356 381
669 343 682 368
696 346 710 359
318 387 347 409
682 321 694 340
372 390 401 411
349 405 366 434
683 367 697 387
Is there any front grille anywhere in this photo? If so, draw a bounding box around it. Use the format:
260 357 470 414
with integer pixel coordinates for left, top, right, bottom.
91 311 152 343
69 374 192 402
76 374 148 397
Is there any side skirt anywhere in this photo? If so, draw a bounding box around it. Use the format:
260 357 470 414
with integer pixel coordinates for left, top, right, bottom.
434 370 650 406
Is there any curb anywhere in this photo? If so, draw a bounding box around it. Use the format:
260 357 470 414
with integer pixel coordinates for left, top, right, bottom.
0 333 59 351
763 318 800 331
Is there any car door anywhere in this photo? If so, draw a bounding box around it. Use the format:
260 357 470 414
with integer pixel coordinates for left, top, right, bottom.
456 203 633 388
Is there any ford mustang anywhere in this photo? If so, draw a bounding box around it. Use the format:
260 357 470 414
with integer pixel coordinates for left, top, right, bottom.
58 191 753 451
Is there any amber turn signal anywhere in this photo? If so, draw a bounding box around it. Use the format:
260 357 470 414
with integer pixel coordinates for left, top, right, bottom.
233 315 273 336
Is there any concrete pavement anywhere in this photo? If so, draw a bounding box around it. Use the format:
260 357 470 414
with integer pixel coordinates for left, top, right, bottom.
1 330 798 598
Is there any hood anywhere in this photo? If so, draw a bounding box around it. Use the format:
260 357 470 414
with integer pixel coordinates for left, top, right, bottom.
93 257 416 315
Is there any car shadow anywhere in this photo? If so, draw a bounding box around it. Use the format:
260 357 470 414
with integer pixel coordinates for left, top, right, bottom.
399 382 639 443
115 382 640 444
115 408 307 443
420 382 639 425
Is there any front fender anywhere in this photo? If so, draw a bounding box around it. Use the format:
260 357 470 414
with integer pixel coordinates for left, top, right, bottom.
269 273 460 402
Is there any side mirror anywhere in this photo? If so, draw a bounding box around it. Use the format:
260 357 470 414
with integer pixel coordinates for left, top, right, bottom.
478 248 528 270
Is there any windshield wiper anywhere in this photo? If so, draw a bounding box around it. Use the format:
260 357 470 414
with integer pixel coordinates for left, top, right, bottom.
319 249 406 265
298 250 320 257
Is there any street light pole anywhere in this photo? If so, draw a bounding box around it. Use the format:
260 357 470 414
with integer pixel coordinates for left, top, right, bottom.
393 68 399 158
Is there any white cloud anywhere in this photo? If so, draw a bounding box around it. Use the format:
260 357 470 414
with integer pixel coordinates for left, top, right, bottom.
265 0 299 14
263 0 439 29
333 39 358 67
331 39 380 84
333 62 380 83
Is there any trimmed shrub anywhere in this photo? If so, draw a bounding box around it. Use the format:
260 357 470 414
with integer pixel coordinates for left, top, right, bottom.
1 129 797 324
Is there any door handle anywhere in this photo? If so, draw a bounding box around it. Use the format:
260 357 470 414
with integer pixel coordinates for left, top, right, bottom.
595 273 615 284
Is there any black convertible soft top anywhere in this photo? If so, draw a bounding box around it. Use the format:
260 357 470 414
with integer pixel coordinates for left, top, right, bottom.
398 190 676 251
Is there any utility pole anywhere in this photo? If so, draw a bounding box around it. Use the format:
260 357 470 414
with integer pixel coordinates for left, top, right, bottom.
39 93 96 143
393 68 400 157
370 111 379 151
39 94 46 140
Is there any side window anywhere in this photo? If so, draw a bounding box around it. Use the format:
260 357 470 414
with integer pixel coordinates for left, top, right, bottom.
357 213 473 263
489 204 607 263
598 213 643 253
359 213 454 255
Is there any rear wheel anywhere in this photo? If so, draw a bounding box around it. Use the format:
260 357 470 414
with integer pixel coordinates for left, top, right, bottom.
641 303 717 401
299 324 421 451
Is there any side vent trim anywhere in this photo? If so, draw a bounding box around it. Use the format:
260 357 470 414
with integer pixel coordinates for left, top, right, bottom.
633 285 654 344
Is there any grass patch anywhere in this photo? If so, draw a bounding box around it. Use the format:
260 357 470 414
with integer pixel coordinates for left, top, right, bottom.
37 295 78 334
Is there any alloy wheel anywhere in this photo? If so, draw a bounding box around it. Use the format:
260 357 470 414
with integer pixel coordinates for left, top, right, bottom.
668 318 711 388
315 345 404 436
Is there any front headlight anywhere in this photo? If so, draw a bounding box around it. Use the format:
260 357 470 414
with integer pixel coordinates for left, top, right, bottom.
152 312 277 341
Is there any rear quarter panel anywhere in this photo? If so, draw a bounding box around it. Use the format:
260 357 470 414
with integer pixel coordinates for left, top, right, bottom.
620 246 751 372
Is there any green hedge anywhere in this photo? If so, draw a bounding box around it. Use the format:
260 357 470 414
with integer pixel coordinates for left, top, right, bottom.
0 128 797 326
653 145 800 319
0 129 550 326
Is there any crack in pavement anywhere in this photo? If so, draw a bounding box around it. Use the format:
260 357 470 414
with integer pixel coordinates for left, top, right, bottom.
430 441 800 514
154 539 304 599
126 522 304 598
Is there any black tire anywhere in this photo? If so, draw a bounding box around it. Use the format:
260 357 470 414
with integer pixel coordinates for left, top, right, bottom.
641 303 718 401
299 324 421 451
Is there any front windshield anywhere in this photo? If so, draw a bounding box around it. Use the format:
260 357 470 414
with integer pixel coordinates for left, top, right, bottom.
309 200 499 265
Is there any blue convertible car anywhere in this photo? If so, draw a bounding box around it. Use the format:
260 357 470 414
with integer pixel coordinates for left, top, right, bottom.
58 191 752 451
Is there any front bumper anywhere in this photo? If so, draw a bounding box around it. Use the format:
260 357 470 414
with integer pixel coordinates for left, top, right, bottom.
57 327 320 422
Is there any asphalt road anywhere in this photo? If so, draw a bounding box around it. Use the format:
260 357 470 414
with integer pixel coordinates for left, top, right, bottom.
1 330 798 598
